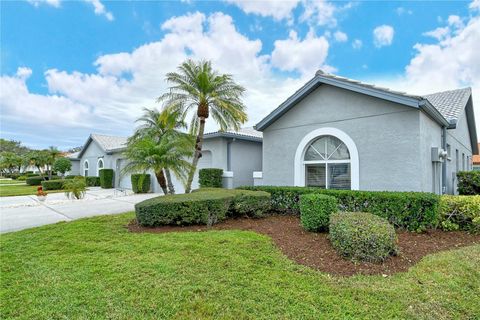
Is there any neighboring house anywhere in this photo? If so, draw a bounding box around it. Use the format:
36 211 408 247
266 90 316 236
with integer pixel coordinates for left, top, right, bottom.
254 70 478 195
68 128 262 193
473 144 480 171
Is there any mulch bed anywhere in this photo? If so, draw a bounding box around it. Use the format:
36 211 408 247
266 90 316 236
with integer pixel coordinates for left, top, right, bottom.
128 215 480 276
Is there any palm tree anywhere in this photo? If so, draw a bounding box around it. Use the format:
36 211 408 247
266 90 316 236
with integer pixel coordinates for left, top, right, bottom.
132 107 189 194
46 146 61 179
158 59 248 193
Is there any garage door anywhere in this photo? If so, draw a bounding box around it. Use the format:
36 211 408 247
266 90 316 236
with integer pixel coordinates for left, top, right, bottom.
116 159 132 189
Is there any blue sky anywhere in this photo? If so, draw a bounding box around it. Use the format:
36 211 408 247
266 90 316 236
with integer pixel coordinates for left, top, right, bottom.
1 0 479 149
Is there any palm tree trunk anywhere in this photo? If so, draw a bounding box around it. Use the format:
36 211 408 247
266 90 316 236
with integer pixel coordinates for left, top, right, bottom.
155 169 169 195
164 168 175 194
185 117 206 193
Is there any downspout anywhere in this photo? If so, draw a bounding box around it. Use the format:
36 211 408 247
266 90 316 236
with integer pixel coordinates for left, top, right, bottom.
441 126 447 194
227 139 233 171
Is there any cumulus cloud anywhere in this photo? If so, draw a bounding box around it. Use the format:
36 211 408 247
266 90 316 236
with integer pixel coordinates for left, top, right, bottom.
373 25 394 47
84 0 114 21
300 0 338 27
396 7 412 16
27 0 61 8
334 31 348 42
352 39 362 49
224 0 300 21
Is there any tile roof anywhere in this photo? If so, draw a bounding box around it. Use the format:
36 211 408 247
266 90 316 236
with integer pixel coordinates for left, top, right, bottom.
91 134 128 152
424 88 472 121
204 127 263 141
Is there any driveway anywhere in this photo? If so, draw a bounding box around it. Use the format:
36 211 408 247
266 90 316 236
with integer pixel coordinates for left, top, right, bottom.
0 187 159 233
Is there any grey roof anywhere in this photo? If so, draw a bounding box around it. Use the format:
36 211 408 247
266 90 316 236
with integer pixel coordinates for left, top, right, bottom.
66 151 80 160
204 127 262 142
424 88 472 121
91 134 128 153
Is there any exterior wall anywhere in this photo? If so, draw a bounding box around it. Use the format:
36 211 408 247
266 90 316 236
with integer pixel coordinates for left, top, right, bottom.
262 84 424 192
418 112 443 193
66 160 80 176
79 140 106 177
230 140 262 187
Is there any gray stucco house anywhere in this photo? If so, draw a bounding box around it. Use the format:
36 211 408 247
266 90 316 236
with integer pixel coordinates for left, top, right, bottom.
254 70 478 195
68 128 262 193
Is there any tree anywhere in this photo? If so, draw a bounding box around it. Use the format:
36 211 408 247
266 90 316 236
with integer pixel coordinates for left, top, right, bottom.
0 152 23 174
45 146 61 179
0 139 29 155
24 150 49 178
158 59 248 193
53 157 72 177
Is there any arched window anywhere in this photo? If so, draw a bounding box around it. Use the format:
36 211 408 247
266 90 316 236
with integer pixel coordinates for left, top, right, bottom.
83 160 89 177
294 127 359 190
97 158 104 176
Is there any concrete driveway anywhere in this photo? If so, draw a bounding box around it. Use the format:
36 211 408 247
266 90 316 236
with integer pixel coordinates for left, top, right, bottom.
0 187 159 233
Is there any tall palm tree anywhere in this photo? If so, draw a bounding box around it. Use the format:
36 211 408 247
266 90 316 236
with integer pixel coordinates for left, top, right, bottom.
158 59 248 193
46 146 61 179
132 107 189 194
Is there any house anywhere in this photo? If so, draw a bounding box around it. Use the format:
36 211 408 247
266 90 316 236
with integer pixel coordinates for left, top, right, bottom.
473 144 480 171
68 128 262 193
253 70 478 195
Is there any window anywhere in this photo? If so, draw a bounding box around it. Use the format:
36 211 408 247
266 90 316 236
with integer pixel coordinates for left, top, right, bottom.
97 158 104 176
456 149 459 172
462 153 465 171
303 135 351 189
83 160 89 177
446 144 451 160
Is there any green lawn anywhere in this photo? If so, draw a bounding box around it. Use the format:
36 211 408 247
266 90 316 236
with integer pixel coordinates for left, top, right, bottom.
0 180 24 185
0 184 64 197
1 212 479 319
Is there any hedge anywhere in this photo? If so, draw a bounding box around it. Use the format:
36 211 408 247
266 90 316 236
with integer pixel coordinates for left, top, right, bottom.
85 176 100 187
238 186 440 231
299 194 338 232
329 212 398 263
41 180 65 190
457 171 480 195
65 175 83 180
26 176 44 186
439 195 480 232
135 189 271 227
131 174 151 193
99 169 114 189
199 168 223 188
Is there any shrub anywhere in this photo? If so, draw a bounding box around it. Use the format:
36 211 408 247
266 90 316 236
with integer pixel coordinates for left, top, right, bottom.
199 168 223 188
329 212 398 263
26 173 38 177
26 176 44 186
439 195 480 233
41 180 64 190
131 174 151 193
99 169 114 189
53 158 72 176
17 175 28 181
238 186 439 231
63 177 86 199
85 176 100 187
457 171 480 195
135 189 271 226
65 175 83 180
300 194 338 232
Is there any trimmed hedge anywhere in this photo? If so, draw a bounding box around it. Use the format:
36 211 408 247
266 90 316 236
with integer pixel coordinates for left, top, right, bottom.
26 176 44 186
440 195 480 232
131 174 151 193
65 175 83 180
238 186 439 231
85 176 100 187
457 171 480 195
329 212 398 263
41 180 65 190
199 168 223 188
99 169 114 189
135 189 271 226
300 194 338 232
17 175 28 181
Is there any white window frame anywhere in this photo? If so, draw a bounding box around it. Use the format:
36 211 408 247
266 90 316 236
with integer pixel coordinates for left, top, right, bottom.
294 127 359 190
97 158 104 176
83 160 89 177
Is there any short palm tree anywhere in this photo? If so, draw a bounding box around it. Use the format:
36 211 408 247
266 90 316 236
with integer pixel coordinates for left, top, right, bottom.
158 59 248 193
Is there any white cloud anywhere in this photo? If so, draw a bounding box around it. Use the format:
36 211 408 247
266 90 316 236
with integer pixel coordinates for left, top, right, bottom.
271 29 330 75
224 0 300 21
301 0 337 27
334 31 348 42
396 7 412 16
352 39 362 49
470 0 480 10
84 0 114 21
27 0 61 8
373 25 394 47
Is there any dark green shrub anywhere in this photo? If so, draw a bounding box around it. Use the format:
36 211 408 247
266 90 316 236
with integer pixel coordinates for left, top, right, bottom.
5 173 20 180
41 180 65 190
329 212 398 262
300 194 337 232
26 176 44 186
25 171 33 174
135 189 270 226
99 169 114 189
85 176 100 187
457 171 480 195
199 168 223 188
26 173 38 177
238 186 439 231
439 195 480 232
131 174 151 193
65 175 83 180
17 175 28 181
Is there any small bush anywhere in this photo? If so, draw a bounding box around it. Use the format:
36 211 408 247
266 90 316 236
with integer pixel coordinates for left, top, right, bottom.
41 180 64 190
26 176 44 186
457 171 480 195
99 169 114 189
63 177 86 199
300 194 338 232
199 168 223 188
440 195 480 233
131 174 151 193
26 173 38 177
329 212 398 263
85 176 100 187
65 175 83 180
17 175 28 181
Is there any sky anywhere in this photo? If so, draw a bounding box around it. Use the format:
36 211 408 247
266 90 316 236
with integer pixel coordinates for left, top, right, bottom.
1 0 480 150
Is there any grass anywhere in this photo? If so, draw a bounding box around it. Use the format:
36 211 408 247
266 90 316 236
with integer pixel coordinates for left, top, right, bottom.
1 212 479 319
0 184 64 197
0 180 25 185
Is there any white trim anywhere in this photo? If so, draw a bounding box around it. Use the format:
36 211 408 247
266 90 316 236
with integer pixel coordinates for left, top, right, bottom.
222 171 234 178
294 127 359 189
83 160 89 177
97 158 104 176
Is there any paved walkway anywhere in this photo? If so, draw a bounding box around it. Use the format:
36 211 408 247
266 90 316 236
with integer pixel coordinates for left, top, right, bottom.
0 187 159 233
